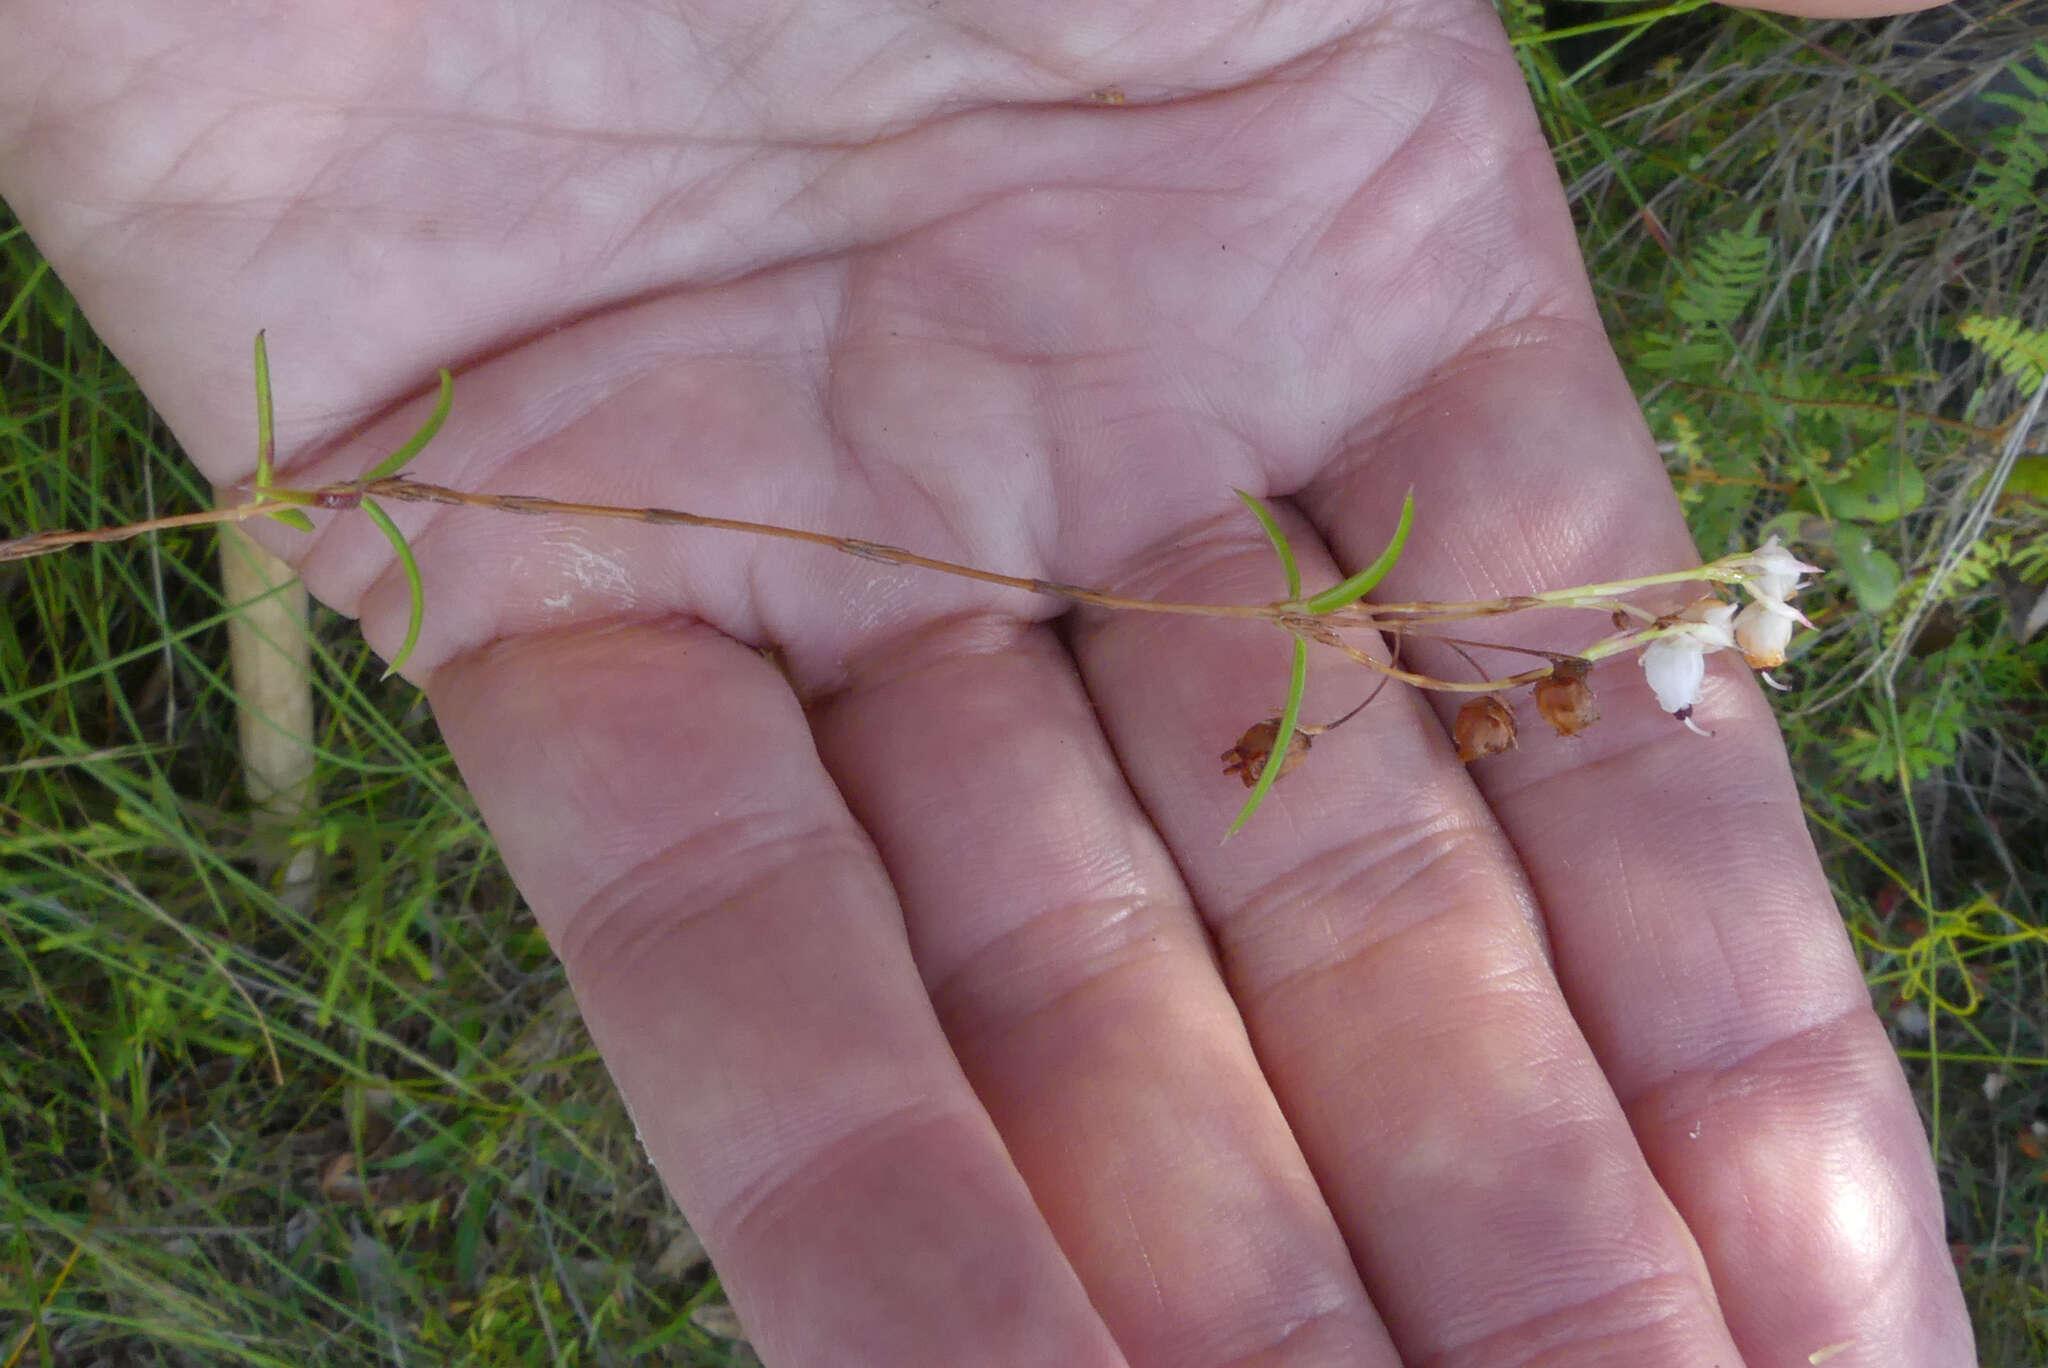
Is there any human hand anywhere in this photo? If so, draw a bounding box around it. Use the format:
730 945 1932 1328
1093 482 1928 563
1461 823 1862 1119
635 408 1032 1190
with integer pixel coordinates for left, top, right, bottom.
0 2 1972 1363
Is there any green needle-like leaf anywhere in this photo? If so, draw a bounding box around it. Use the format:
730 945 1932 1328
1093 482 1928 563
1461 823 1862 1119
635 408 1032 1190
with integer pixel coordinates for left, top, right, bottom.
1303 490 1415 615
1226 491 1311 836
266 507 316 533
1234 489 1302 597
359 497 424 678
253 331 276 488
362 369 454 482
1226 634 1309 839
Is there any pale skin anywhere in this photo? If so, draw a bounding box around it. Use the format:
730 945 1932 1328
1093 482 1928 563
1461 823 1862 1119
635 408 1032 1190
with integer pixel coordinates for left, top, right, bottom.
0 1 1973 1364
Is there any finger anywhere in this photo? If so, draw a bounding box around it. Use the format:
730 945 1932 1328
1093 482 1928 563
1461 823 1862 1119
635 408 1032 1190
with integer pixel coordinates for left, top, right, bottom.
1297 324 1974 1365
427 619 1127 1368
1069 503 1751 1367
806 612 1400 1367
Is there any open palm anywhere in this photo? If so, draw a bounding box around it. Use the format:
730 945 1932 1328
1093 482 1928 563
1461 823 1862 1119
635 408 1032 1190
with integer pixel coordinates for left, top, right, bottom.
2 2 1971 1364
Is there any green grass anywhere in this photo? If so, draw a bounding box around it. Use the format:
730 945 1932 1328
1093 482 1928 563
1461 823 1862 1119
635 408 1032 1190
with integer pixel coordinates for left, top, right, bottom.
0 236 745 1362
6 3 2048 1362
1514 2 2048 1357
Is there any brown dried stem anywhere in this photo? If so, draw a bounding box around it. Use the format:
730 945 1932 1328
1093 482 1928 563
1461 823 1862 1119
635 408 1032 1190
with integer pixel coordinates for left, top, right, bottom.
348 477 1278 620
6 473 1685 699
0 499 290 562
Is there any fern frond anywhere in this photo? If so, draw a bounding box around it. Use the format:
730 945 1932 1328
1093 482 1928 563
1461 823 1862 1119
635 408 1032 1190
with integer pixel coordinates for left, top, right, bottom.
1673 210 1772 330
1880 535 2046 631
2012 535 2048 583
1942 536 2012 596
1961 314 2048 391
1970 45 2048 227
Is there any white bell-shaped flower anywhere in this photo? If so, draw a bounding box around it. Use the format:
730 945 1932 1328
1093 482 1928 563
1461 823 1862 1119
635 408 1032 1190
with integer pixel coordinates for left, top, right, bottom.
1641 635 1709 716
1734 536 1822 603
1641 597 1739 734
1734 596 1806 669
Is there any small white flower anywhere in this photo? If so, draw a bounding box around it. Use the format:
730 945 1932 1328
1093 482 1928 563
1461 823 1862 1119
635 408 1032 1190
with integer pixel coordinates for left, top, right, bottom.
1641 635 1709 719
1641 597 1739 733
1734 598 1798 669
1734 536 1822 603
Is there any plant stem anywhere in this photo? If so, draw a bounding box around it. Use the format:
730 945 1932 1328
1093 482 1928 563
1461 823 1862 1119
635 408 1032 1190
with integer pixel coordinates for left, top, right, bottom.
6 472 1709 697
0 498 294 562
351 476 1285 621
1340 564 1739 625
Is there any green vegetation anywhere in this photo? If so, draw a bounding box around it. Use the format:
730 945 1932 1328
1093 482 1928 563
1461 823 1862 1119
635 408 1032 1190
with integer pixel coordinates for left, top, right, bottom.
6 2 2048 1361
1 238 744 1361
1509 3 2048 1356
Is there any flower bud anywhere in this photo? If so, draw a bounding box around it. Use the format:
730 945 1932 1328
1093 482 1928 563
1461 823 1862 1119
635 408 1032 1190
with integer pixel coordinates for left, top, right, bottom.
1221 719 1311 787
1674 595 1738 650
1454 695 1517 762
1533 673 1599 737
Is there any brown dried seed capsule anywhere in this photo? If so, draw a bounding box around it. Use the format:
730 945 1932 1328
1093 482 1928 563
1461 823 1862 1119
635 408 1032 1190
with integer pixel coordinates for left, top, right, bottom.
1533 674 1599 737
1454 695 1517 763
1221 719 1312 788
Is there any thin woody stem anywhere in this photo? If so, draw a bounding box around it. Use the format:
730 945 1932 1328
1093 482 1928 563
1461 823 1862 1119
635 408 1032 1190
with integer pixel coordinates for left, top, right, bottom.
4 478 1265 618
348 477 1284 620
1405 597 1661 627
352 479 1741 631
1416 634 1587 663
1578 621 1697 661
0 499 293 563
1337 566 1740 626
1437 638 1494 683
1301 636 1401 735
1295 621 1557 695
3 472 1706 696
1336 644 1555 694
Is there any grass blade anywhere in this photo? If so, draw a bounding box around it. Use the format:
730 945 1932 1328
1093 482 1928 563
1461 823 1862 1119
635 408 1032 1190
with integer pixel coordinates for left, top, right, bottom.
253 331 276 488
1234 489 1302 597
358 498 424 677
1303 490 1414 615
361 369 454 482
1225 634 1308 839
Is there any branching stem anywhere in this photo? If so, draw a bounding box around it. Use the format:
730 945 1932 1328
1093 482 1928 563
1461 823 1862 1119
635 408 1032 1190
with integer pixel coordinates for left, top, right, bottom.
5 342 1817 844
3 473 1728 696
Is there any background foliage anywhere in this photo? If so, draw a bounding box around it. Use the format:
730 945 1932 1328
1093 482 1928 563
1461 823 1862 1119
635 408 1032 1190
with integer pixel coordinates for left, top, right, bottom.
1508 3 2048 1356
6 2 2048 1361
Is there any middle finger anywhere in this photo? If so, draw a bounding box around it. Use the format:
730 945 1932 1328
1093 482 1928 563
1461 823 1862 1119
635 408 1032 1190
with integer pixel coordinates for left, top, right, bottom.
809 612 1400 1367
